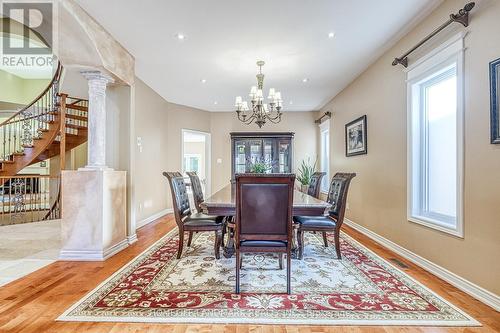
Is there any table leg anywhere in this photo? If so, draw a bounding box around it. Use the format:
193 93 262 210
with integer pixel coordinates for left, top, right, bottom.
223 218 235 258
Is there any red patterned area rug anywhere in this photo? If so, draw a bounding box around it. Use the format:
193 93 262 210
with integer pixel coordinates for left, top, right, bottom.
58 229 479 326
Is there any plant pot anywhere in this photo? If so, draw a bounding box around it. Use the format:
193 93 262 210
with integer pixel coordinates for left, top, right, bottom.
301 184 309 193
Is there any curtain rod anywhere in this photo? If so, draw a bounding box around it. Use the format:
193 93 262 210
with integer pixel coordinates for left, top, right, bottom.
392 2 475 68
315 111 331 124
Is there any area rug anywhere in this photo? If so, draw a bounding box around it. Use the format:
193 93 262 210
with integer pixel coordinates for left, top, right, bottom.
58 228 479 326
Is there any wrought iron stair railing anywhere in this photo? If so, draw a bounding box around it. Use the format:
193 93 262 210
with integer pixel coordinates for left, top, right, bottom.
0 62 62 163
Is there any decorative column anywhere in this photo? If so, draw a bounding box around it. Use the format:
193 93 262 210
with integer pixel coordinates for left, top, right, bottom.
59 70 128 261
81 71 114 170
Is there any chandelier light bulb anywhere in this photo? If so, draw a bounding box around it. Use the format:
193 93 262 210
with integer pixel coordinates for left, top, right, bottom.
235 96 242 106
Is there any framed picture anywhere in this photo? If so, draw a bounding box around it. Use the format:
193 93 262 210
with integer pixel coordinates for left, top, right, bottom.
490 57 500 144
345 115 367 157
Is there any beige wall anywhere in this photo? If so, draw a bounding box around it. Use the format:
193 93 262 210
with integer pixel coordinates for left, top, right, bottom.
210 112 318 193
0 69 50 105
320 0 500 295
134 78 211 221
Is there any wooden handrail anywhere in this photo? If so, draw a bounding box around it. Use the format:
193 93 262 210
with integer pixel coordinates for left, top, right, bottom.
0 62 62 127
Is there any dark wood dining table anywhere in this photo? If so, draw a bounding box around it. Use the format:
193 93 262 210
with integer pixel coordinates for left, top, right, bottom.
201 184 331 258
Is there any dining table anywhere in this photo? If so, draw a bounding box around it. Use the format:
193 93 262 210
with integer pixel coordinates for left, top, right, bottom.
201 184 331 258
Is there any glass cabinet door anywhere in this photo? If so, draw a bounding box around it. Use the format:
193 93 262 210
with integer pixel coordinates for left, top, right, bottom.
249 140 263 165
234 140 246 173
263 139 274 173
278 141 291 173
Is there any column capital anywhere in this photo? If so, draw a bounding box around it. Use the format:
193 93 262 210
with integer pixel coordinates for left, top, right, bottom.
80 71 114 85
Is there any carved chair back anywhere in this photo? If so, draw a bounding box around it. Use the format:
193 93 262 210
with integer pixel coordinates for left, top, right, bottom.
326 172 356 228
163 172 191 228
186 171 204 213
235 174 295 245
308 172 326 199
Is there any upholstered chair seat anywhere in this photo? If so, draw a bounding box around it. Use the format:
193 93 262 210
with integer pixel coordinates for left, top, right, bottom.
294 215 336 228
183 218 221 227
187 212 223 222
239 240 287 247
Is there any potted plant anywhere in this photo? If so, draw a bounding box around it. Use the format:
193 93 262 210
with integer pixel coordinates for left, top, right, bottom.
247 157 273 174
297 158 317 193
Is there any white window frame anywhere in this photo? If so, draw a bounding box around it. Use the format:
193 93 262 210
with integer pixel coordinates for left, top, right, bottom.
319 119 330 193
406 32 465 237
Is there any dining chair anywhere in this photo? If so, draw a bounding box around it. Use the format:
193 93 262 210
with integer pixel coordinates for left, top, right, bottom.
235 174 295 294
186 171 226 247
163 172 223 259
294 172 356 260
186 171 205 213
307 172 326 199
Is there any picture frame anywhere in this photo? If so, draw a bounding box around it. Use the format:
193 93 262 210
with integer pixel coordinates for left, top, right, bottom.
345 115 367 157
490 57 500 144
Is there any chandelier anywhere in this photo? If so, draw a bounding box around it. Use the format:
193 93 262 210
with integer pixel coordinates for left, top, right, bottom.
235 61 283 128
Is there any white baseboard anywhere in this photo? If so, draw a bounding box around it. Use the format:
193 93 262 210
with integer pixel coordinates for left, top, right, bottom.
344 218 500 312
58 238 129 261
137 208 173 229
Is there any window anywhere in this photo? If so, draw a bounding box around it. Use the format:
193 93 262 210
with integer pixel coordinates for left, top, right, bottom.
319 119 330 192
407 33 464 237
184 154 201 173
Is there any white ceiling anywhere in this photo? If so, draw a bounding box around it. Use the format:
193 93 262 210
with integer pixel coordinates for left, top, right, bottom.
76 0 441 112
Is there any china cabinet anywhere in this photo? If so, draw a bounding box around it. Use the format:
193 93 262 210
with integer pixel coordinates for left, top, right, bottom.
230 132 294 181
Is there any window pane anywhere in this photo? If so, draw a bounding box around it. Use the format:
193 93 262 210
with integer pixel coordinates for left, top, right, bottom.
426 74 457 219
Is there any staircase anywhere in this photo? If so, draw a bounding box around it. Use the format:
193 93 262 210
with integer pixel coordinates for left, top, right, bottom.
0 63 89 225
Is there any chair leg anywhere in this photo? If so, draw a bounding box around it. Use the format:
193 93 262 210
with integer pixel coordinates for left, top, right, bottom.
221 221 227 248
297 229 305 260
214 230 222 259
334 230 342 260
286 251 291 294
278 253 283 270
177 230 184 259
235 250 240 294
322 231 328 247
187 231 193 247
240 254 243 269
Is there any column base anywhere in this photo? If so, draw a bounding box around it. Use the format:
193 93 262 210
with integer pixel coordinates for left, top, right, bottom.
59 169 127 261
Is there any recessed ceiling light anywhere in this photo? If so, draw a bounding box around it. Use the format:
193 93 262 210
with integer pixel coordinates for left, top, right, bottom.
175 33 186 40
302 78 309 83
214 101 218 105
328 32 335 38
289 101 293 105
200 79 207 83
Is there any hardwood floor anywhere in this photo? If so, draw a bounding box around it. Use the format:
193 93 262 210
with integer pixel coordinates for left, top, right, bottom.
0 215 498 333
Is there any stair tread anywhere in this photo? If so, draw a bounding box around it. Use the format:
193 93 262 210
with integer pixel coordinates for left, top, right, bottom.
65 124 87 129
65 114 88 121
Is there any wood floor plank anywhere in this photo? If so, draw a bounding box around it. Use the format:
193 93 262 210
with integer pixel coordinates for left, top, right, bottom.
0 215 498 333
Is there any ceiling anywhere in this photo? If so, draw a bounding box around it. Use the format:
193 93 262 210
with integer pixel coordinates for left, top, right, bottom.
76 0 441 112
